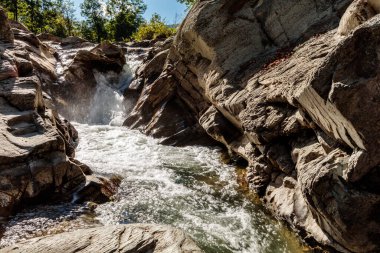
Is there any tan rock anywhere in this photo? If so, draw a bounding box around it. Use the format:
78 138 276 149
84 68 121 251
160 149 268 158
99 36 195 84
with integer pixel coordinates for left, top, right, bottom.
125 0 380 252
1 224 202 253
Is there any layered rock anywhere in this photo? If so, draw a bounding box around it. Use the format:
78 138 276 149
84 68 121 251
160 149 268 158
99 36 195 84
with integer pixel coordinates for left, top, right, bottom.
125 0 380 252
0 9 120 216
0 9 89 216
44 40 126 121
2 224 202 253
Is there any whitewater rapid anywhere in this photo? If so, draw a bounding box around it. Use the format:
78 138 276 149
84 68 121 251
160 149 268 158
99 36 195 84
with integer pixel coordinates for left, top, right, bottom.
73 123 306 253
0 52 307 253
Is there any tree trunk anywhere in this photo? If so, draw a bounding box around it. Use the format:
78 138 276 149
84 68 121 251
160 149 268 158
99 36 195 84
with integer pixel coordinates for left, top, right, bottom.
13 0 17 21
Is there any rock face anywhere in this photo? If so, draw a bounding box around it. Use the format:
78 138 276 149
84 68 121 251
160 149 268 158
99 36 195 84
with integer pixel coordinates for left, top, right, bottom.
46 40 126 121
0 9 98 216
2 224 202 253
126 0 380 252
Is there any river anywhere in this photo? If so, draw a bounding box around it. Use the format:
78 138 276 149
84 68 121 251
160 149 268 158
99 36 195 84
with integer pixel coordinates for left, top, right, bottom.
0 52 309 253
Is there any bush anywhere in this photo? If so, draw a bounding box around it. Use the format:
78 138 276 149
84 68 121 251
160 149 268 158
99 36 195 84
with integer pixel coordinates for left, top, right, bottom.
132 13 176 41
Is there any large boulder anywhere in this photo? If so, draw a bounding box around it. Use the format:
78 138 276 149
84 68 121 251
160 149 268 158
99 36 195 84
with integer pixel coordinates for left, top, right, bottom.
2 224 202 253
125 0 380 252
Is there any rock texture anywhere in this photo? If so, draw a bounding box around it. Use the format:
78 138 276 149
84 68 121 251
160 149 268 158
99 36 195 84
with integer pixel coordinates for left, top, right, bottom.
125 0 380 252
0 9 120 216
2 224 202 253
42 39 126 121
0 8 89 216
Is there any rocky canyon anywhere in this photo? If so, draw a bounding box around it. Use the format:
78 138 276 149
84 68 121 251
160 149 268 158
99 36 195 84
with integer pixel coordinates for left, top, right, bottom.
0 0 380 252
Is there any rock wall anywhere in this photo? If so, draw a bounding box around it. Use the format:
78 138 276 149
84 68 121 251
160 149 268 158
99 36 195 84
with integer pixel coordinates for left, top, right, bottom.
0 9 91 216
125 0 380 252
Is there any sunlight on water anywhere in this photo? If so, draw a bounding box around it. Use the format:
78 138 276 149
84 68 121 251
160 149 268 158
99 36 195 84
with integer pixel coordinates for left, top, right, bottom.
73 123 307 253
0 51 308 253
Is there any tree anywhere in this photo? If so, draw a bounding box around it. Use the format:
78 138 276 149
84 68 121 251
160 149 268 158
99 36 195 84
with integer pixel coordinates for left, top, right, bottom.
106 0 146 41
81 0 107 42
177 0 196 8
132 13 176 41
57 0 75 36
0 0 19 21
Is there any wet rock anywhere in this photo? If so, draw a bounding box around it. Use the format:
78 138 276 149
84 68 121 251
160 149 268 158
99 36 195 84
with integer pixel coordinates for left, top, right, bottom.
0 11 91 217
73 174 122 204
52 41 126 121
125 0 380 252
2 224 202 253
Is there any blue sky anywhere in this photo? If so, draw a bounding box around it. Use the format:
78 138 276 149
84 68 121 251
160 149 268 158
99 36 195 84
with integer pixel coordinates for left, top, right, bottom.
73 0 188 24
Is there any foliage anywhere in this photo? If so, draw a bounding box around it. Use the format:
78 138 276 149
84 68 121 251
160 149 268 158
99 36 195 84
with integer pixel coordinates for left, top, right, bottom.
80 0 107 42
0 0 76 36
106 0 146 41
177 0 196 8
132 13 176 41
0 0 190 42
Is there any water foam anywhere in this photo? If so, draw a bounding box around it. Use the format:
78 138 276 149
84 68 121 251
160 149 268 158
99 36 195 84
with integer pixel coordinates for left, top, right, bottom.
0 51 307 253
72 123 306 253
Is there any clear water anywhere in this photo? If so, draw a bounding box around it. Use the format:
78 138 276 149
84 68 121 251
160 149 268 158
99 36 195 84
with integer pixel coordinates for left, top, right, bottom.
0 51 308 252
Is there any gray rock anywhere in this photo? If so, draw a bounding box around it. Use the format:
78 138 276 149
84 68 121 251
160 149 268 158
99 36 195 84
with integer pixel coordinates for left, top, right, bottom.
0 8 107 217
1 224 202 253
125 0 380 252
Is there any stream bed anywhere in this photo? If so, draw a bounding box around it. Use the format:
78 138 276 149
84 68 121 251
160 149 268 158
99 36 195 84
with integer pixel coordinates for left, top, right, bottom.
0 51 310 253
0 122 309 253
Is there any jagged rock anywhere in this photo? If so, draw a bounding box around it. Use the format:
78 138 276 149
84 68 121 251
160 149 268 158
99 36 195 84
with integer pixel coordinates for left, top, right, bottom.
73 174 122 204
0 9 103 217
51 41 126 121
125 0 380 252
2 224 202 253
37 33 62 43
0 75 85 216
9 21 57 84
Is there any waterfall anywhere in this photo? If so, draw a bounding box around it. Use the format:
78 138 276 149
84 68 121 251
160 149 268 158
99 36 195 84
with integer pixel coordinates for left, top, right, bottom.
87 53 142 126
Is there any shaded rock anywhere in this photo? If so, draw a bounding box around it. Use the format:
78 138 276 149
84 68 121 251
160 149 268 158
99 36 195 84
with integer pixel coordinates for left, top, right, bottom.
37 33 62 43
0 12 97 217
2 224 202 253
61 36 87 47
73 174 122 204
125 0 380 252
52 41 126 121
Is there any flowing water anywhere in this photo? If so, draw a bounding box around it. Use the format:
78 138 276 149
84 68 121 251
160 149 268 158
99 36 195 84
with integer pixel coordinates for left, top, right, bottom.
0 52 309 253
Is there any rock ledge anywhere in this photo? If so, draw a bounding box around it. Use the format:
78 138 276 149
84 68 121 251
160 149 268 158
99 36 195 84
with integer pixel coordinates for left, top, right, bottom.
2 224 202 253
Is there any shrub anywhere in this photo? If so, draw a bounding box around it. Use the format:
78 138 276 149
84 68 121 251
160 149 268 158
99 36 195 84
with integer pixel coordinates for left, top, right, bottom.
132 13 176 41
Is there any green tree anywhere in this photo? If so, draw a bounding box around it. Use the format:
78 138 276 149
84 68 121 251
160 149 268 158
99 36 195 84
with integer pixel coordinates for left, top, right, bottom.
177 0 196 8
132 13 176 41
57 0 75 36
80 0 107 42
0 0 19 21
106 0 146 41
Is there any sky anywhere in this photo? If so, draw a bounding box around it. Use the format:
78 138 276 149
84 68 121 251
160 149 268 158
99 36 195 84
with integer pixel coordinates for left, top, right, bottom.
72 0 188 24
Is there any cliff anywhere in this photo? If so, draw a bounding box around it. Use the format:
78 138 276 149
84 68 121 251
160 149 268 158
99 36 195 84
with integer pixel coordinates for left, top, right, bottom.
0 8 119 216
125 0 380 252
